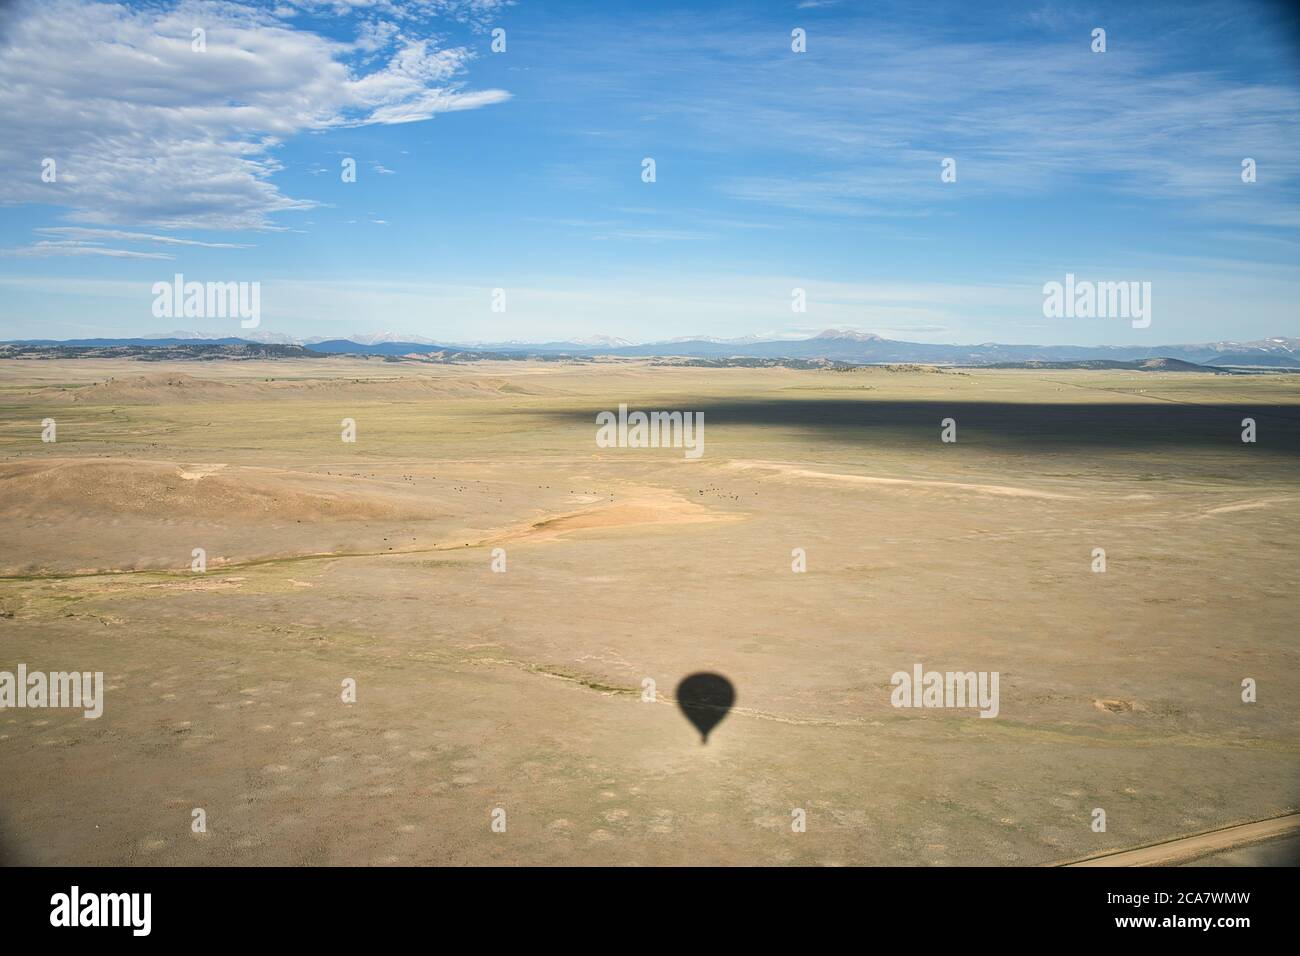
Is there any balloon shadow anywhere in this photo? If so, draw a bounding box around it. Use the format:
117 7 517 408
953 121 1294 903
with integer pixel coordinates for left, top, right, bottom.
676 673 735 744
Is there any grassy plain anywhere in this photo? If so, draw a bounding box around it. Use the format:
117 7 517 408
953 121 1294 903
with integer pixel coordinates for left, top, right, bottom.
0 357 1296 865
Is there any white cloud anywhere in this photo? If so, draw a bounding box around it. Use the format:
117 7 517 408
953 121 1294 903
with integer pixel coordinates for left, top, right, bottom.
0 0 510 230
544 17 1300 226
35 227 252 248
1 240 175 260
287 0 512 30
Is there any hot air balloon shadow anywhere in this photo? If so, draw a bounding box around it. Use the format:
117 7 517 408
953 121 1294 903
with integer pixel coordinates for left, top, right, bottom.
676 673 735 743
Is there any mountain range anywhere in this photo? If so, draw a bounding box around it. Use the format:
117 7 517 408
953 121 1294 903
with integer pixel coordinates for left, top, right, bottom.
4 329 1298 367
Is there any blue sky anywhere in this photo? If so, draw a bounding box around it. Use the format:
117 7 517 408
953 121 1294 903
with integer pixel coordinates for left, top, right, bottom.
1 0 1298 345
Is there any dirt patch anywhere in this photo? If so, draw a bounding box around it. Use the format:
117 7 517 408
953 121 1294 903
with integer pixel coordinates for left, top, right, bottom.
0 458 425 521
494 491 742 544
1094 698 1137 714
722 459 1077 500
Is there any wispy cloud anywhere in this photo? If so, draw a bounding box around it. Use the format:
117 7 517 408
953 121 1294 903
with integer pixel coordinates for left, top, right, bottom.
34 227 252 249
591 229 710 242
1 240 175 260
539 13 1300 227
288 0 513 32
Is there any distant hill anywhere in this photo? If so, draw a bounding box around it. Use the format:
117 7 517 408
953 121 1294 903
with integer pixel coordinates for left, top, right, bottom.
0 342 323 361
1205 352 1300 368
304 338 454 356
985 358 1228 372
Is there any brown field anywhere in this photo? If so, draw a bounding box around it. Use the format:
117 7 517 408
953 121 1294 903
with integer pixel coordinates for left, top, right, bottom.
0 356 1297 865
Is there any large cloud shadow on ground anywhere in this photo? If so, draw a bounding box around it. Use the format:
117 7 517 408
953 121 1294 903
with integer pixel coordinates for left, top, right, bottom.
546 399 1300 456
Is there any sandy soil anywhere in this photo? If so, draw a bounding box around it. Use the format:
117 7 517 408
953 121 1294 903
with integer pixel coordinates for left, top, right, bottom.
0 357 1296 865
